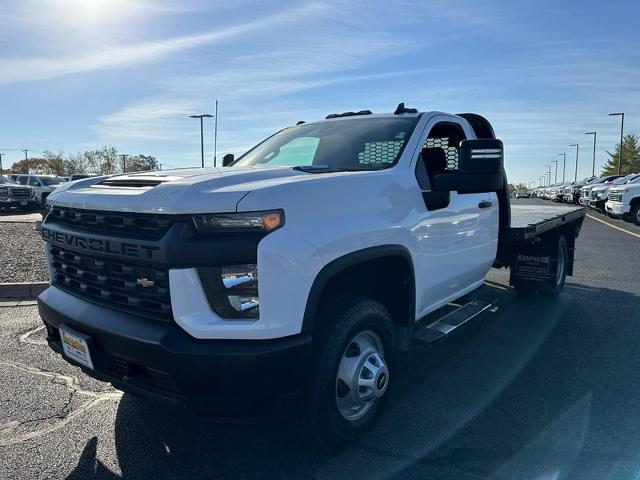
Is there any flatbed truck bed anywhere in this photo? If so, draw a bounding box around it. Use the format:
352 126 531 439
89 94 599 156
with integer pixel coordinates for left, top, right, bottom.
509 204 586 241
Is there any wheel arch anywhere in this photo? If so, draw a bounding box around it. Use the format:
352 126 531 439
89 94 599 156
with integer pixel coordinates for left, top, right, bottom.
301 245 416 338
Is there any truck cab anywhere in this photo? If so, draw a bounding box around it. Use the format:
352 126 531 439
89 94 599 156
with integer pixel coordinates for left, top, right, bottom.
37 106 584 448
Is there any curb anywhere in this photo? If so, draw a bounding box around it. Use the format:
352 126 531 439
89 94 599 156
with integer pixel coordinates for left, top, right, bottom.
0 282 49 300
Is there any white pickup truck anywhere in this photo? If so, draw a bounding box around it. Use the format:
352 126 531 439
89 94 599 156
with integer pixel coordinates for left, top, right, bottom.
37 106 586 447
606 176 640 225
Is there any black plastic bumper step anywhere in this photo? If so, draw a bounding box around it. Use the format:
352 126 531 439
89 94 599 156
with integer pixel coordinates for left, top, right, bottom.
413 299 494 347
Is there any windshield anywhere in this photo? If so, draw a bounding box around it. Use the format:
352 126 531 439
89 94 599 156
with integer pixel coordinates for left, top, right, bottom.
610 175 634 185
0 175 13 184
39 176 65 185
235 117 420 171
627 176 640 185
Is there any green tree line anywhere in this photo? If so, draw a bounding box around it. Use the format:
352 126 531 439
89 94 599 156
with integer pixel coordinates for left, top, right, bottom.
601 134 640 176
6 146 158 176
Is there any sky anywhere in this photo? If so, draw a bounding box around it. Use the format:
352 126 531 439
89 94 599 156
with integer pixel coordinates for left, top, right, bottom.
0 0 639 185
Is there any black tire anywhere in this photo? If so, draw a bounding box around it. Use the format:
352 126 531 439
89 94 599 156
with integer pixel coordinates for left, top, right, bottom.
513 235 568 297
631 203 640 227
295 295 395 450
542 235 568 297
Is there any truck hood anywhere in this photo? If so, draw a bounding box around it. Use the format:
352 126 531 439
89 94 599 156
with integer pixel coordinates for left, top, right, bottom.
611 183 640 193
46 166 315 214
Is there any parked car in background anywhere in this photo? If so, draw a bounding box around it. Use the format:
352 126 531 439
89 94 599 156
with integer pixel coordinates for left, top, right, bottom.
563 178 595 204
0 175 39 211
579 176 621 206
606 176 640 225
589 174 640 213
514 189 531 198
15 174 67 204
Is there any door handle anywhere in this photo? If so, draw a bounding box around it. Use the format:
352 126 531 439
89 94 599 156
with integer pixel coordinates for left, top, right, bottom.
478 200 493 208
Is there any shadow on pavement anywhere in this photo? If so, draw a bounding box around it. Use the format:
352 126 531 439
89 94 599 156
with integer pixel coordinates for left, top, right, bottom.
66 283 640 480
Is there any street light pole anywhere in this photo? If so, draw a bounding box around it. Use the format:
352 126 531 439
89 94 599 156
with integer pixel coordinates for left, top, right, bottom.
546 165 552 185
558 153 566 182
190 113 214 168
22 149 29 173
585 132 597 176
213 100 218 168
551 160 558 184
609 113 624 175
569 144 579 181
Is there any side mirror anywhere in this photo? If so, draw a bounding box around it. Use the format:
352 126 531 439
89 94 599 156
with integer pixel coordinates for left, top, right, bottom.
432 139 504 193
222 154 234 167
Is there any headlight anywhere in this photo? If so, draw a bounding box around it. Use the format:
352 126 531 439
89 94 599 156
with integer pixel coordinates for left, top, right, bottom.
198 264 260 319
0 187 8 196
192 210 284 234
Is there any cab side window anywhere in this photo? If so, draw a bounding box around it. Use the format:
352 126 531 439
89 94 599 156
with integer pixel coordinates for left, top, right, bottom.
420 122 467 180
17 176 28 185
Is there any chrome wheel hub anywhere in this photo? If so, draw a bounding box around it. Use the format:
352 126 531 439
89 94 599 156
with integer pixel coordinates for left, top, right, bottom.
335 330 388 421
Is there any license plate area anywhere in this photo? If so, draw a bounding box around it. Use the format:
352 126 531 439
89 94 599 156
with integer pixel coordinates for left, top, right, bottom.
59 325 94 370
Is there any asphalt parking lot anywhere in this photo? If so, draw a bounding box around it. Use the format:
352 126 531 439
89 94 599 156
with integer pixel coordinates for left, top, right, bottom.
1 198 639 479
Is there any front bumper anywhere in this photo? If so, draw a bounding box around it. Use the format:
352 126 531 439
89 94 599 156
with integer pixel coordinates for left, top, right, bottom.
0 197 38 207
605 202 630 216
38 286 312 419
589 199 606 210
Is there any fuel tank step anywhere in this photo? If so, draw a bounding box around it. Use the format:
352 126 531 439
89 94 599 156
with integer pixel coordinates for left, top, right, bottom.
413 299 494 347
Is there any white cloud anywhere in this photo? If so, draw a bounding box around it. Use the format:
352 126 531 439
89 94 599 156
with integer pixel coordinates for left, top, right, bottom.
0 3 323 84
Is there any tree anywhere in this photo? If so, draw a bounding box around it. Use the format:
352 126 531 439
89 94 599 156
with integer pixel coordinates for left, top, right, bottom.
124 154 159 173
42 151 66 176
10 158 50 174
9 146 159 176
509 182 529 191
602 134 640 176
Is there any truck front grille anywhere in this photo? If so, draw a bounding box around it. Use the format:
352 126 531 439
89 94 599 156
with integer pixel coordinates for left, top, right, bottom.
48 206 175 239
609 193 623 202
10 188 32 198
49 245 172 320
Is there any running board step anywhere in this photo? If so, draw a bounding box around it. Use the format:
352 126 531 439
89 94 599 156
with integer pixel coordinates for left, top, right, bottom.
413 299 494 346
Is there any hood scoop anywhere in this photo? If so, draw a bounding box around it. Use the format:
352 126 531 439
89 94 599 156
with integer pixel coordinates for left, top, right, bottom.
94 175 183 189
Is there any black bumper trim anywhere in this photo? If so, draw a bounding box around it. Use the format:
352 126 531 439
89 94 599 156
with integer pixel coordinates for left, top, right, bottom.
38 286 312 419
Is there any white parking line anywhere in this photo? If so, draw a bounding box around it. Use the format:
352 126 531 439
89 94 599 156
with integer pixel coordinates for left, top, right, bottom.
586 214 640 239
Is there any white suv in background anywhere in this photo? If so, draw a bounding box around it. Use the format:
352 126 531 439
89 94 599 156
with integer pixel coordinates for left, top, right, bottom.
606 176 640 225
15 175 66 205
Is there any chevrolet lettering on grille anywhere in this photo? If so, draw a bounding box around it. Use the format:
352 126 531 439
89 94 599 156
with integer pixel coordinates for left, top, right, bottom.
41 227 160 260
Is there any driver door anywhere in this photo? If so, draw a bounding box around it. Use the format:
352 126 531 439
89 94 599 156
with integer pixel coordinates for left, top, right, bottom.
410 117 498 317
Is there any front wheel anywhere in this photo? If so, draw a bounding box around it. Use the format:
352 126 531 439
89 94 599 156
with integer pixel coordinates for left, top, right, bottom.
295 295 394 450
